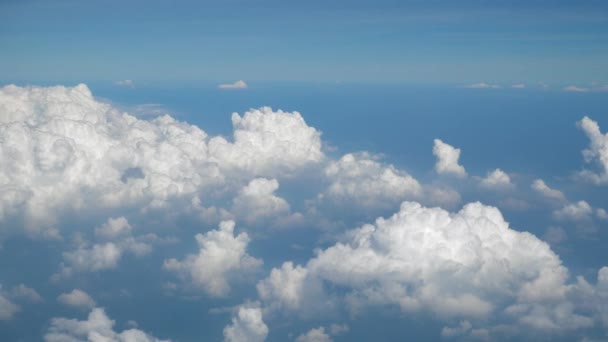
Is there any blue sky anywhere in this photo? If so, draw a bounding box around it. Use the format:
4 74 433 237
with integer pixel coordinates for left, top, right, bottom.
2 0 608 84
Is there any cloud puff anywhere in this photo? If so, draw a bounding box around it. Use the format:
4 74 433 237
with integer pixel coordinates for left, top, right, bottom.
258 201 599 337
552 201 593 221
531 179 566 202
563 86 589 92
58 289 96 310
95 217 132 239
322 153 421 208
231 178 291 224
164 220 262 297
209 107 324 176
45 307 169 342
115 80 135 88
218 80 248 90
295 327 333 342
479 168 512 189
578 116 608 184
0 291 20 320
223 305 268 342
433 139 467 177
12 284 43 302
0 85 324 236
465 83 501 89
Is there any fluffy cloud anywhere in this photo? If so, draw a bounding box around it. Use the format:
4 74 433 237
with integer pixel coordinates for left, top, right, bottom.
208 107 323 176
531 179 566 202
164 220 262 297
479 168 512 189
218 80 248 90
12 284 43 302
45 307 169 342
58 289 96 310
295 327 332 342
321 153 421 208
578 116 608 184
433 139 466 177
258 201 599 337
231 178 290 224
95 216 132 239
552 201 593 221
223 305 268 342
0 292 19 320
0 85 324 236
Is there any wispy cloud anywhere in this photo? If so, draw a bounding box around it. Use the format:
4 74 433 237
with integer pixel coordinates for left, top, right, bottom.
563 84 608 92
115 79 135 88
511 84 526 89
218 80 248 90
464 82 501 89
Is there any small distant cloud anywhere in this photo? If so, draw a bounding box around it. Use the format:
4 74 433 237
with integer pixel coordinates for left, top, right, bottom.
511 84 526 89
464 82 501 89
563 84 608 93
218 80 248 90
563 85 589 92
115 80 135 88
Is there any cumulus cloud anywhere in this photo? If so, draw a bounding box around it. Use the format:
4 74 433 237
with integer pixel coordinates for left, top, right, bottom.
433 139 467 177
231 178 290 224
596 208 608 220
552 201 593 221
257 201 599 337
95 216 132 239
578 116 608 184
45 307 169 342
321 153 421 208
295 327 332 342
164 220 262 297
0 291 20 320
208 107 324 176
0 85 324 236
223 305 268 342
531 179 566 202
12 284 43 302
58 289 96 310
218 80 248 90
465 83 501 89
479 169 512 189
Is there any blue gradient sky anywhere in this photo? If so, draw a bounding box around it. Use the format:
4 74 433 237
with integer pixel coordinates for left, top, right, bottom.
2 0 608 84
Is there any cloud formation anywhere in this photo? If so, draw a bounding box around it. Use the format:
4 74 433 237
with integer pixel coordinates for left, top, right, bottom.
223 305 268 342
578 116 608 184
465 83 501 89
164 221 262 297
531 179 566 202
433 139 467 177
218 80 248 90
479 168 512 189
45 307 169 342
58 289 96 310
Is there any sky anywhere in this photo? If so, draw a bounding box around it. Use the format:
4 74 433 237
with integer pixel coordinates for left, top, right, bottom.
2 1 608 342
2 0 608 84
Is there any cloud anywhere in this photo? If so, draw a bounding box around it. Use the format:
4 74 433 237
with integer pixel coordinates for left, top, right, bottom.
115 80 135 88
465 83 501 89
231 178 290 224
45 307 169 342
511 84 526 89
596 208 608 220
223 304 268 342
11 284 43 302
531 179 566 202
257 201 600 337
543 226 567 245
0 85 324 236
552 201 593 221
58 289 96 310
564 85 608 93
479 168 512 189
578 116 608 184
433 139 467 177
95 217 132 239
164 220 262 297
321 153 421 208
218 80 248 90
295 327 332 342
0 291 20 320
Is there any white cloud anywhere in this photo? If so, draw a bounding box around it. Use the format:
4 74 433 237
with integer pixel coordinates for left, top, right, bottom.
11 284 42 302
564 85 608 93
208 107 324 176
564 86 589 92
295 327 332 342
0 292 19 320
164 220 262 297
596 208 608 220
552 201 593 221
231 178 290 224
218 80 248 90
62 242 123 272
578 116 608 184
479 169 512 189
433 139 467 177
322 153 421 208
465 83 501 89
258 201 595 337
45 307 169 342
115 80 135 88
223 305 268 342
95 217 132 239
58 289 96 310
531 179 566 202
